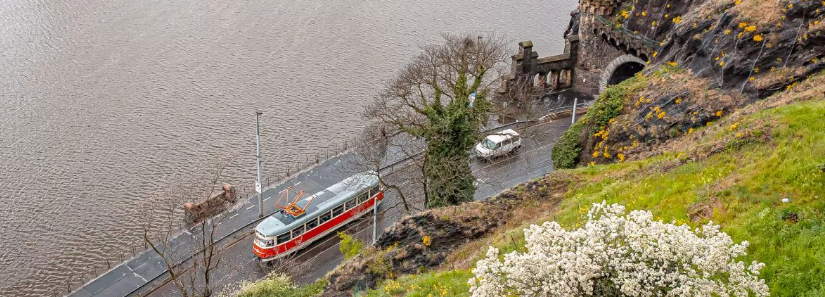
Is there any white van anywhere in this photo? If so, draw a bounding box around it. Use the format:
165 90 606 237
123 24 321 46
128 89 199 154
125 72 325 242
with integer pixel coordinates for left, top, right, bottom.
475 129 522 160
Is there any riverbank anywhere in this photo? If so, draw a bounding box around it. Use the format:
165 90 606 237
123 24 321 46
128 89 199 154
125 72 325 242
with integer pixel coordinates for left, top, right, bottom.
234 0 825 293
0 1 577 295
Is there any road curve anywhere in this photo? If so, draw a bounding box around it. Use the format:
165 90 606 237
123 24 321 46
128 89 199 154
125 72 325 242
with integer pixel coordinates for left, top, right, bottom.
70 116 575 297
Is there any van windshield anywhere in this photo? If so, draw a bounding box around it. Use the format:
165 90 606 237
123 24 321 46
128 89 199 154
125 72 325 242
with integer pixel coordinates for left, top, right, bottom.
482 139 498 149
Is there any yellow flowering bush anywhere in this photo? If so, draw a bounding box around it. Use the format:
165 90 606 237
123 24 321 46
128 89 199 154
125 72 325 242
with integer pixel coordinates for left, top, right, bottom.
672 16 683 24
384 280 404 295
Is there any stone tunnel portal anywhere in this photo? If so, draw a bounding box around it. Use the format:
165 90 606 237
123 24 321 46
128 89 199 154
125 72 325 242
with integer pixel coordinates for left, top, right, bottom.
599 54 647 94
607 62 645 85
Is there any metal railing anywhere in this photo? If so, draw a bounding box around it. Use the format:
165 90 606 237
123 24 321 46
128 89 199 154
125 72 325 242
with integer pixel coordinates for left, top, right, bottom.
69 103 591 297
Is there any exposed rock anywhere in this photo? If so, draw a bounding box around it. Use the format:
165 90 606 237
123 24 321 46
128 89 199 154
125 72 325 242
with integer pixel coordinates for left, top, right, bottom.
567 0 825 167
659 0 825 98
321 175 570 296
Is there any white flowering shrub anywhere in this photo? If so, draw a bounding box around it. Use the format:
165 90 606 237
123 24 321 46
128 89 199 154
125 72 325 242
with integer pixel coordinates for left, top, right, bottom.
469 202 769 297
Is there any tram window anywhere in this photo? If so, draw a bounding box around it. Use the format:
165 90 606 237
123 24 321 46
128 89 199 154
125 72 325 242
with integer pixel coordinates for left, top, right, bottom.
306 217 319 230
292 225 305 237
345 198 356 210
357 192 368 204
332 205 344 217
369 186 379 197
277 233 291 244
320 211 332 223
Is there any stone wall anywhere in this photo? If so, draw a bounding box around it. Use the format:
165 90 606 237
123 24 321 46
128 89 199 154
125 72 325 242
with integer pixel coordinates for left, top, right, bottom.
183 183 236 224
502 0 664 95
574 14 628 94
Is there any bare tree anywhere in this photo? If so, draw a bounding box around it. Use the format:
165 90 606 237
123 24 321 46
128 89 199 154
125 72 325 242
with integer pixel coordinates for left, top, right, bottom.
364 33 509 208
492 75 547 122
349 122 428 215
140 163 230 297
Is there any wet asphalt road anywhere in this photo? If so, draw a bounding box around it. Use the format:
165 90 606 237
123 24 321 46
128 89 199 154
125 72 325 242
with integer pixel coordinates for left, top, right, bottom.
70 115 575 297
144 117 573 297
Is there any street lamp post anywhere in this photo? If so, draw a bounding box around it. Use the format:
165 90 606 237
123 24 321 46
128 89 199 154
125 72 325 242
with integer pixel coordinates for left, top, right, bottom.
372 194 378 245
571 98 578 124
255 111 263 218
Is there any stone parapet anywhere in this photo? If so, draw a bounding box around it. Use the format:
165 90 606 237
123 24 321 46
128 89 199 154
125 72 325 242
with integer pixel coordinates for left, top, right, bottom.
580 0 623 16
183 184 237 224
500 36 580 95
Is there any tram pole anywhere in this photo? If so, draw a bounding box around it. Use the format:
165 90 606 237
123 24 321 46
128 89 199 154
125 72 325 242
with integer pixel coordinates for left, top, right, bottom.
571 97 578 124
372 194 378 245
255 111 264 218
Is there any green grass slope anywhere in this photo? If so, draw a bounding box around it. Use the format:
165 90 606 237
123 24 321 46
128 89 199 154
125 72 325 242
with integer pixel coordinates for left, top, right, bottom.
360 73 825 297
239 71 825 297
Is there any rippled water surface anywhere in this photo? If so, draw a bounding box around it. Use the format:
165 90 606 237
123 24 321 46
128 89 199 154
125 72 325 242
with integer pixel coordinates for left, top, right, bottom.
0 0 576 295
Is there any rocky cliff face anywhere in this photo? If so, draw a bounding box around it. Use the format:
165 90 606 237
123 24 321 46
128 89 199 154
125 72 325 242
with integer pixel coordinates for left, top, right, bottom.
567 0 824 166
321 201 511 297
659 0 824 97
320 175 569 296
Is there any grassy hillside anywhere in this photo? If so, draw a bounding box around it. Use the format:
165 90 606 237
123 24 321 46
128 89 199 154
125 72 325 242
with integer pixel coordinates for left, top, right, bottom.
238 71 825 296
357 71 825 297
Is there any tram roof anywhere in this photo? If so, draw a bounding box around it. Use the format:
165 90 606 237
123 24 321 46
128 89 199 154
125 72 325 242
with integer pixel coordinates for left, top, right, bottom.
255 172 378 237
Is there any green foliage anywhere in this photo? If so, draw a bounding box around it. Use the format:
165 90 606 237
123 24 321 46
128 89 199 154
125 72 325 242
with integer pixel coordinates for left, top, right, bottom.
738 207 825 295
551 73 649 169
367 249 394 277
369 34 505 208
359 96 825 297
589 74 648 129
338 232 365 260
237 273 324 297
365 270 474 297
423 86 488 208
547 99 825 296
551 121 584 169
456 97 824 297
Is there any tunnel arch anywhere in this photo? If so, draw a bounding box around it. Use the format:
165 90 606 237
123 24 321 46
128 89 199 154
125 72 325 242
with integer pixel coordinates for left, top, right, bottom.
599 54 646 94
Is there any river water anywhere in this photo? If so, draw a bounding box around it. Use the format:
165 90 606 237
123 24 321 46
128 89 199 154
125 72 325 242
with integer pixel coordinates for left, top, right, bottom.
0 0 576 295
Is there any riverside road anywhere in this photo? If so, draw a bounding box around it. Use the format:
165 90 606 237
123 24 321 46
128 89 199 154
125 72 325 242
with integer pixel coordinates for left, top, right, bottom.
69 114 577 297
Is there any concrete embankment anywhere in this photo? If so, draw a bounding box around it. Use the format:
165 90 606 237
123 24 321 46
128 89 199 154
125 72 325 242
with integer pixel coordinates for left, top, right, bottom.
70 103 587 297
68 152 367 297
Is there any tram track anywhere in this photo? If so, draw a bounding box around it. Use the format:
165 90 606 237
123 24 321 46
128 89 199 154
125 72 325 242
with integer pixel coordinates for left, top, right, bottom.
131 163 414 297
140 203 391 296
90 108 583 297
140 117 571 295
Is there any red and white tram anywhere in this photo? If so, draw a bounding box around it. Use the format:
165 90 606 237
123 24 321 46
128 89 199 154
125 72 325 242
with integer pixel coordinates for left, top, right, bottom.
252 172 384 262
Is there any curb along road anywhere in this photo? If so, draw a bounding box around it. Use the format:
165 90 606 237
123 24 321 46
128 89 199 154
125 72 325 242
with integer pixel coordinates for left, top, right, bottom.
68 105 587 297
